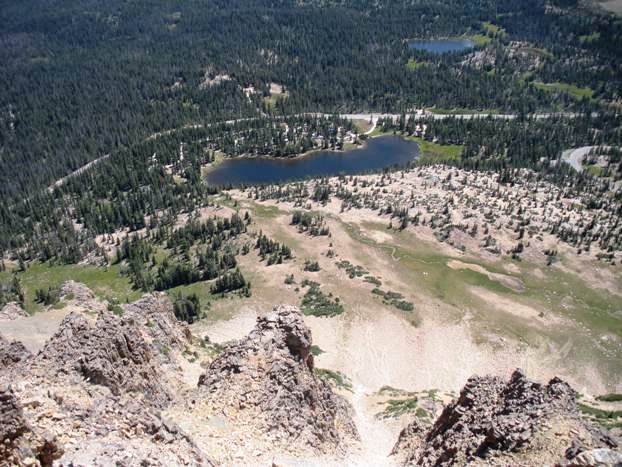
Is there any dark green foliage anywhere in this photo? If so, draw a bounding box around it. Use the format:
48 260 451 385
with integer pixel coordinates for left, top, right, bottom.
172 292 202 324
0 275 25 307
578 403 622 420
364 275 382 286
210 268 250 295
300 284 343 317
377 397 420 419
2 0 622 269
34 286 60 306
314 368 352 390
303 260 321 272
336 260 368 278
113 214 246 293
255 232 292 265
372 288 414 311
596 394 622 402
291 211 330 236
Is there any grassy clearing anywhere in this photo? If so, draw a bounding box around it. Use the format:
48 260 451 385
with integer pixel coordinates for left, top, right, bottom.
579 32 601 43
533 81 594 100
427 108 497 115
467 34 492 46
342 221 510 310
167 280 213 309
242 200 284 219
200 151 225 176
352 118 373 133
482 21 505 37
586 165 605 177
413 137 463 163
371 130 463 163
17 262 140 314
343 219 622 356
406 58 428 71
520 47 554 59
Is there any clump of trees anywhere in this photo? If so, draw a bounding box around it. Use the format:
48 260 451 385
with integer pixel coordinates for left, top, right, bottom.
172 292 202 324
255 232 292 265
291 211 330 236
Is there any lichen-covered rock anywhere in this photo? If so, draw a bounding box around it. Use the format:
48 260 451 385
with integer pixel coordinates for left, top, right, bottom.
392 369 620 466
0 301 27 321
0 334 31 373
197 304 359 455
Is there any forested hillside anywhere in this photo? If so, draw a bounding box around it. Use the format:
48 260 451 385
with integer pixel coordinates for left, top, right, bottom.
1 0 621 202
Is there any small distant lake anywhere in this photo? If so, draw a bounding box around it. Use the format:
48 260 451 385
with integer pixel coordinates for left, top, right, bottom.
205 136 419 187
408 38 475 54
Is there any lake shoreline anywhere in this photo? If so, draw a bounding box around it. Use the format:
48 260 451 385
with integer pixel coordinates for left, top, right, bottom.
204 135 420 186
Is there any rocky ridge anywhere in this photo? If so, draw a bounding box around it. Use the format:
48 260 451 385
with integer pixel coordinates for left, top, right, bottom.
0 287 211 466
194 304 359 456
1 282 620 466
391 369 621 466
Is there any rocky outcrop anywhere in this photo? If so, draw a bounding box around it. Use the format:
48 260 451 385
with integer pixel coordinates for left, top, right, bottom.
1 289 214 466
55 398 210 466
123 292 192 357
59 280 107 313
0 385 63 467
196 304 359 455
0 334 31 373
392 370 620 466
33 307 173 407
0 301 27 320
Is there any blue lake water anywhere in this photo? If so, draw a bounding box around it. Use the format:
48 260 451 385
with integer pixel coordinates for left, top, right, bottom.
408 39 475 54
205 136 420 187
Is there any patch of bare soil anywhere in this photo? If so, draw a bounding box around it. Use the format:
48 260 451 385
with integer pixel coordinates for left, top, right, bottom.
1 308 73 353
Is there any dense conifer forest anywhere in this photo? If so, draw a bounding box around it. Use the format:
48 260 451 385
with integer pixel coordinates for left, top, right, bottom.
1 0 621 305
2 0 621 201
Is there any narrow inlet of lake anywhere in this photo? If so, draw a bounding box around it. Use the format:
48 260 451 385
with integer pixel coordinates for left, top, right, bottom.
205 136 420 187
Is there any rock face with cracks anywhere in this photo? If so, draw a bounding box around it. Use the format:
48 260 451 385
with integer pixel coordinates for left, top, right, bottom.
392 369 620 466
33 310 173 407
197 304 359 455
0 291 213 467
